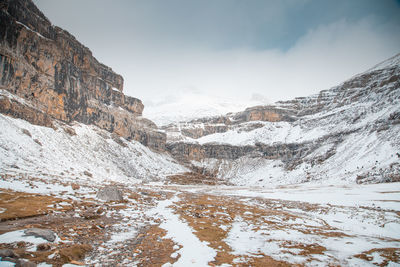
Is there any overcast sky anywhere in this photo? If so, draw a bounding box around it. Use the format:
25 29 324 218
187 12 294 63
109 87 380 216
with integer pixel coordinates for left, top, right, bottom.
33 0 400 106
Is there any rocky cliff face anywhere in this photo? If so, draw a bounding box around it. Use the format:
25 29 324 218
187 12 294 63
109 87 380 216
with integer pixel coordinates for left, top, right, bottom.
0 0 165 150
162 106 297 141
164 54 400 185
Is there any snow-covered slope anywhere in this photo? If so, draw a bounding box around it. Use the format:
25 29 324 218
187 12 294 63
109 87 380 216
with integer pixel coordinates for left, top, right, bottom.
0 114 187 185
166 54 400 187
143 92 267 126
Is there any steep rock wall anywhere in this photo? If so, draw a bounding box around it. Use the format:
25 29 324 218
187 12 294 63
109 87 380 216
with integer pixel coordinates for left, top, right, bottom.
0 0 165 150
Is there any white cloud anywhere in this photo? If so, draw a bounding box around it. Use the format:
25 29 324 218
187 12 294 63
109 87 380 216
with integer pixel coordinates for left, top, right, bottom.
108 17 399 107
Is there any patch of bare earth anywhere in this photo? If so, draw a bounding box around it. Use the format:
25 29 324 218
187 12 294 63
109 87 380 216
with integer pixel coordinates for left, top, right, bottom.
0 189 128 266
0 190 71 223
167 172 226 185
169 190 385 266
132 225 180 267
355 248 400 266
172 193 295 266
0 186 176 266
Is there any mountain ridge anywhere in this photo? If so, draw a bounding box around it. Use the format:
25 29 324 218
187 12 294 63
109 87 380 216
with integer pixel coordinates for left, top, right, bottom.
163 54 400 186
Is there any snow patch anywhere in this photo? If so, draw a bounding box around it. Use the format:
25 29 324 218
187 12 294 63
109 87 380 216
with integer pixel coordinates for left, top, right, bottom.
147 195 216 266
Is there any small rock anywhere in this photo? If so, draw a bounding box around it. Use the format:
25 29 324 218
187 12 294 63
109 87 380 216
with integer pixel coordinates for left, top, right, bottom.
16 241 26 248
96 186 123 202
33 139 42 146
70 260 86 266
36 243 51 251
10 164 19 169
96 207 104 214
21 128 32 137
59 244 92 262
24 228 56 242
71 183 80 190
63 126 77 136
80 209 100 220
0 248 17 258
83 171 93 177
16 259 37 267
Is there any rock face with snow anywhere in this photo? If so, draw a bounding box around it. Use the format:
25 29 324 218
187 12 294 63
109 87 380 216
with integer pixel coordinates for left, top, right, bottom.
96 186 124 202
0 0 165 150
0 113 187 183
165 54 400 185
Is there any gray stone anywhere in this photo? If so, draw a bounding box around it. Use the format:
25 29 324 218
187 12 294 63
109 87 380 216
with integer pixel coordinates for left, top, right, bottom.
16 259 37 267
96 186 123 202
24 228 56 242
0 249 17 258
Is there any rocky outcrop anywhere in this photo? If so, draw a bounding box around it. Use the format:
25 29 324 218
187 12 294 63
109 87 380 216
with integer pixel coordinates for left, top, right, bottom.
96 186 124 202
0 0 164 150
167 142 257 162
232 106 296 123
163 55 399 144
276 63 400 116
167 132 341 170
162 106 297 141
24 228 56 242
0 90 54 128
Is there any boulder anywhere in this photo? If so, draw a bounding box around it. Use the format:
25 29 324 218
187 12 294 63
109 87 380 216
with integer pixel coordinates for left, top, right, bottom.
24 228 56 242
16 259 37 267
96 186 123 202
0 249 17 258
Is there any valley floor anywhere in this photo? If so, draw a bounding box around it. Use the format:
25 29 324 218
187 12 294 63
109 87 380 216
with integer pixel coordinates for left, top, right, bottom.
0 174 399 266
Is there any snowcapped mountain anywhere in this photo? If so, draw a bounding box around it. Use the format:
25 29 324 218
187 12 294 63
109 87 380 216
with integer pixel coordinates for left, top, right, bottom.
164 53 400 186
143 92 268 126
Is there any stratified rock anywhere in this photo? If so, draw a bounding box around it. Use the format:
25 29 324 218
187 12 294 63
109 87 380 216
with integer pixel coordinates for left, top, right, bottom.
96 186 123 202
0 0 165 150
165 54 400 184
233 106 296 123
0 92 54 128
24 228 56 242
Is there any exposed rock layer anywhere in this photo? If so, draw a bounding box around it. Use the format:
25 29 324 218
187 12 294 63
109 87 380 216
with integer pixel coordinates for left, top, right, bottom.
0 0 165 150
164 54 400 184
